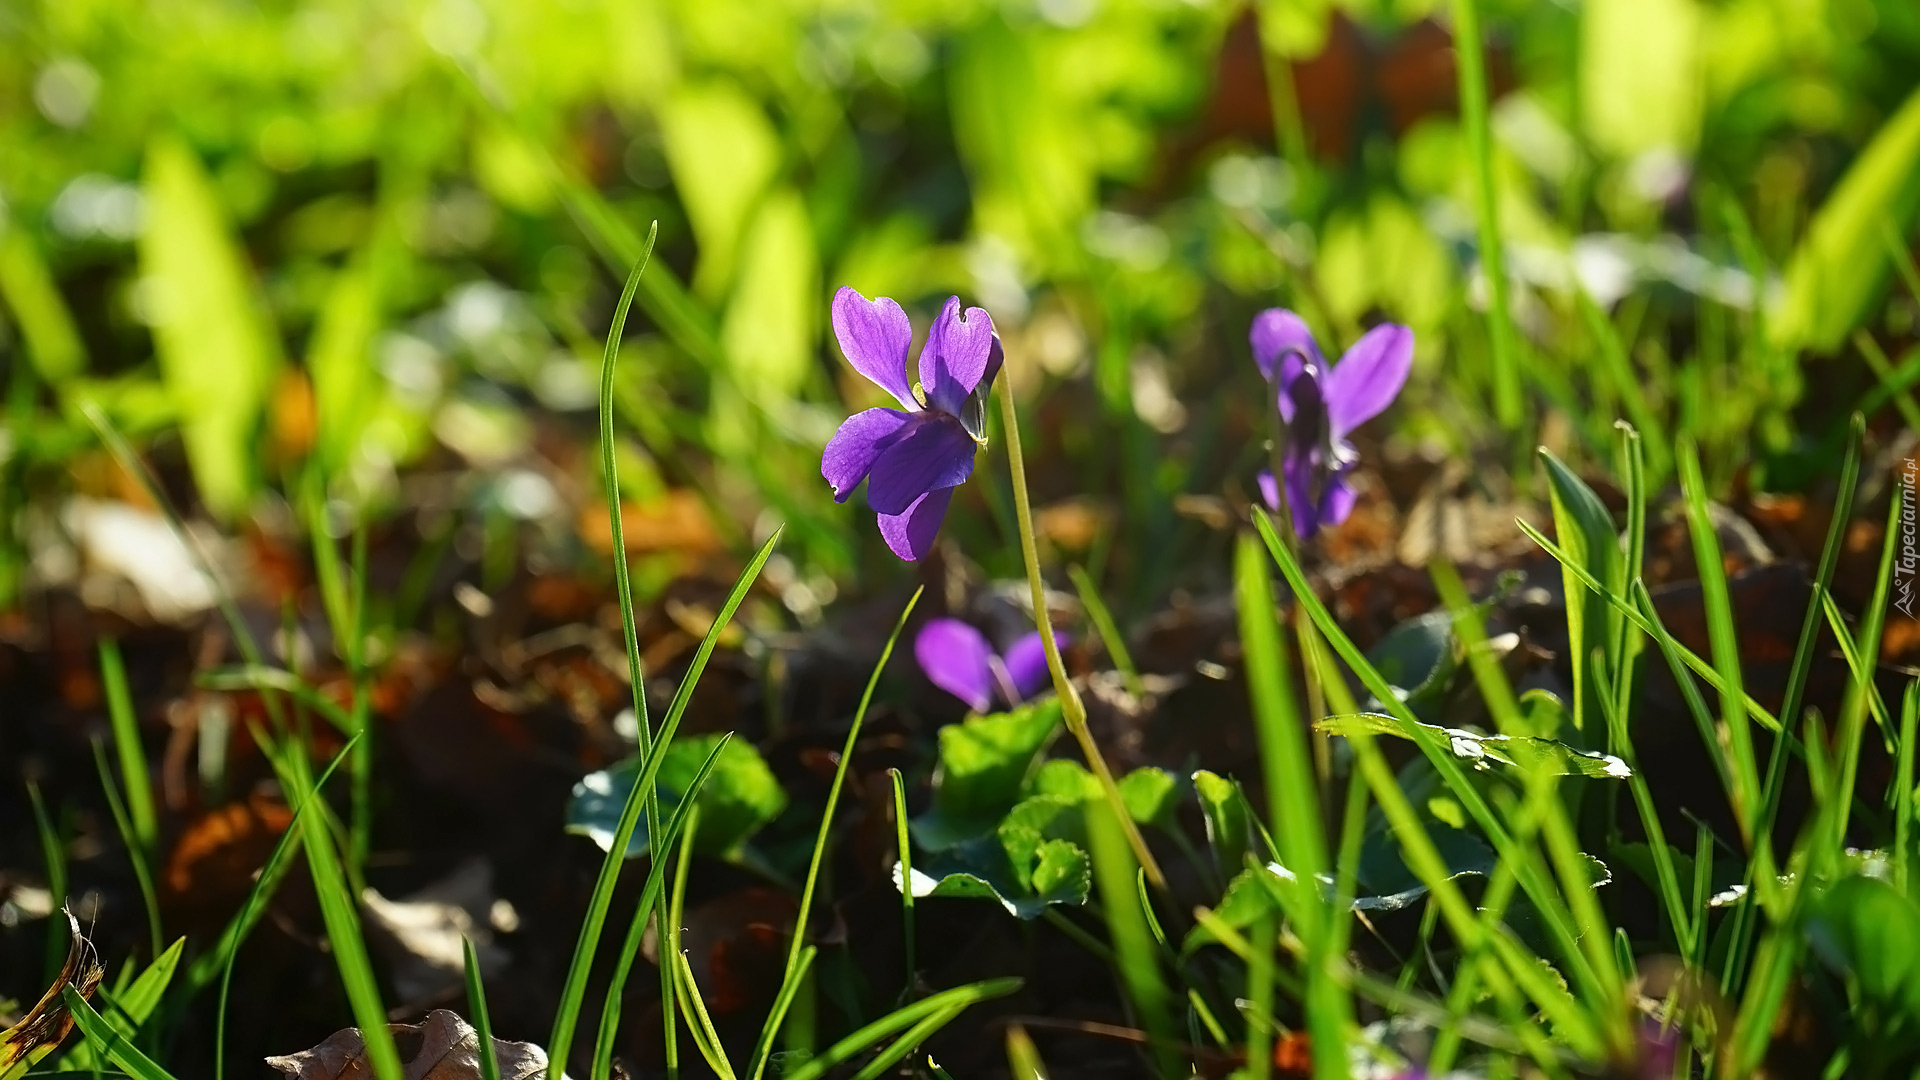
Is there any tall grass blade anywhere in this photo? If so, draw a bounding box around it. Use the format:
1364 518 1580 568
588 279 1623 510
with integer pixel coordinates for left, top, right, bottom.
60 989 181 1080
280 736 402 1080
88 741 162 960
749 587 921 1080
847 1006 966 1080
1452 0 1520 428
1231 532 1346 1077
97 640 157 861
889 768 915 992
28 781 69 985
780 978 1024 1080
671 949 738 1080
1068 565 1142 698
1085 800 1179 1077
464 937 502 1080
591 743 731 1080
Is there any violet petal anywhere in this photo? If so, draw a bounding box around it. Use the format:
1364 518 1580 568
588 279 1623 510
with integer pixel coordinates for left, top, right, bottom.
876 486 954 562
864 413 977 517
832 286 919 410
1256 469 1282 513
821 406 914 503
915 618 997 713
918 296 997 416
1001 631 1066 703
1320 468 1357 528
1251 308 1325 413
1282 449 1323 538
1322 321 1412 437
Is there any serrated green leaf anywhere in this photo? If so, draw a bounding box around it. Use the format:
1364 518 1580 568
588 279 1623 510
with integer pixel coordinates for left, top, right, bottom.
912 698 1063 850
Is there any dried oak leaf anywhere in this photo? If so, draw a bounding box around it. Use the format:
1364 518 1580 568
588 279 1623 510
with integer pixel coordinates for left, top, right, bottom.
0 909 105 1074
265 1010 558 1080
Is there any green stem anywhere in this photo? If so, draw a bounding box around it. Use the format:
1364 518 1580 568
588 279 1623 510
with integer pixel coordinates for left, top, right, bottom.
995 376 1165 891
1453 0 1522 429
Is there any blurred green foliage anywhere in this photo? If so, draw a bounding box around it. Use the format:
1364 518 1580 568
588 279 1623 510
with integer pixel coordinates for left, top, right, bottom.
2 0 1919 589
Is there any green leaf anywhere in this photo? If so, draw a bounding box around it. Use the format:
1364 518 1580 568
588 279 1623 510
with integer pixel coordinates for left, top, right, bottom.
59 989 181 1080
911 698 1063 851
899 791 1092 920
568 733 788 859
138 137 281 519
1183 866 1288 953
1116 767 1181 830
1540 448 1618 737
1025 759 1179 831
1775 84 1920 353
0 225 85 383
1364 610 1457 712
659 81 782 298
1811 873 1920 1021
1316 713 1631 779
898 837 1091 921
1192 769 1251 878
1352 825 1498 913
57 939 183 1072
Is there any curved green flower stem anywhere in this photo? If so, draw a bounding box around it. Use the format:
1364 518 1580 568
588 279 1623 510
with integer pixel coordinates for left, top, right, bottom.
995 375 1166 891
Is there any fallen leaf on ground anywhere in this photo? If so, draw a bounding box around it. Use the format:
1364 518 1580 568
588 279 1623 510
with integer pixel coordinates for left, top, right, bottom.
0 909 104 1077
264 1009 557 1080
361 860 514 1003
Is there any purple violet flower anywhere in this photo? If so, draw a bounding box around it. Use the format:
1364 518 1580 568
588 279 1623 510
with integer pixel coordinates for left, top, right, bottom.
914 618 1065 713
822 286 1002 561
1249 309 1413 538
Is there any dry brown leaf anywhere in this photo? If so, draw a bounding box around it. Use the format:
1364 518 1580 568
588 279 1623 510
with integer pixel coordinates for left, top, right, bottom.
0 909 105 1076
264 1009 559 1080
361 860 512 1003
577 491 719 556
163 792 295 904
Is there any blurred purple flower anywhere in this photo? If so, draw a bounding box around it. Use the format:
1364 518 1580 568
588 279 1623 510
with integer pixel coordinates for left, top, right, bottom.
822 286 1002 561
1635 1017 1681 1079
914 618 1065 713
1250 309 1412 538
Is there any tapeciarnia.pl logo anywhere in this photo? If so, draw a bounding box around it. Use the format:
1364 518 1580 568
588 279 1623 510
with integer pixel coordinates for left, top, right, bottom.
1899 458 1917 618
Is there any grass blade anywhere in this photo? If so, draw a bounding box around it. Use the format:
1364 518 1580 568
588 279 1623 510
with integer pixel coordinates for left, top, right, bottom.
781 978 1024 1080
464 937 503 1080
889 768 915 993
1231 532 1346 1077
279 735 401 1080
672 949 738 1080
97 639 157 861
27 781 69 985
591 740 734 1080
1452 0 1521 428
749 587 922 1080
60 989 180 1080
847 1006 966 1080
1068 564 1142 698
88 740 162 961
549 529 779 1077
205 731 358 1080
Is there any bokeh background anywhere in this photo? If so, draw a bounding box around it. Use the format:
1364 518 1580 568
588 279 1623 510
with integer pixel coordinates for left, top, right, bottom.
3 0 1918 600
